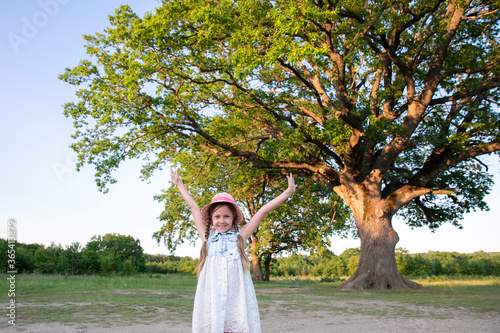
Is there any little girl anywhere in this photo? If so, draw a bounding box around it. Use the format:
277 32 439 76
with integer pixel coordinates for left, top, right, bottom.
170 169 296 333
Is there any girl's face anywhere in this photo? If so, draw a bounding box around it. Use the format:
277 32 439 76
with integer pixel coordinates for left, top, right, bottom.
211 204 234 233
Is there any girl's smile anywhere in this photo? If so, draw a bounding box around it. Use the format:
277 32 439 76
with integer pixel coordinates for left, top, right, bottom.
211 205 235 233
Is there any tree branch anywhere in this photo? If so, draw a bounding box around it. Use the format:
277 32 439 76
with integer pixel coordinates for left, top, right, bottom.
417 141 500 186
429 79 500 106
387 185 457 212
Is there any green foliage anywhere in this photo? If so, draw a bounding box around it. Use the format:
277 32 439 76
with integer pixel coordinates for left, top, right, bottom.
59 242 84 275
153 150 354 277
2 237 498 279
396 249 500 278
0 234 146 276
397 161 494 230
145 254 198 275
269 248 360 278
88 233 147 274
98 253 118 276
60 0 500 239
268 248 499 279
0 239 40 273
60 1 499 287
34 244 63 274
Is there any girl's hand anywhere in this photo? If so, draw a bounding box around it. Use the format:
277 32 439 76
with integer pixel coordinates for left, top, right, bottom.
286 173 297 194
169 169 182 186
241 172 297 241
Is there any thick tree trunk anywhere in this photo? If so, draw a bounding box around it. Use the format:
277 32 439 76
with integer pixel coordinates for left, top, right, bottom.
336 183 425 290
339 213 424 290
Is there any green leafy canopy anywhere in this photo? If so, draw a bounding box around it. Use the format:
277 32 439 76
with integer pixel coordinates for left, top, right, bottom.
60 0 500 238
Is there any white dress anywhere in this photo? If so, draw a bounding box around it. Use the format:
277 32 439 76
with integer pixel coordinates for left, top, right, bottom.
192 229 261 333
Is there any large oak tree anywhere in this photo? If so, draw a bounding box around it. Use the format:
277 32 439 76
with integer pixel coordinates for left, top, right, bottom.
61 0 500 289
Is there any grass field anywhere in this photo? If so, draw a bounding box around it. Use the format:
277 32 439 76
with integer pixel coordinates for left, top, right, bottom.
0 274 498 327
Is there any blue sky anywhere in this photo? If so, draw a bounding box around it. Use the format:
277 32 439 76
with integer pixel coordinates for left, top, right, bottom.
0 0 499 258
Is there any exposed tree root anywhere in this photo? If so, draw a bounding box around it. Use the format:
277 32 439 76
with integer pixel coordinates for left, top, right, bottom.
339 270 425 290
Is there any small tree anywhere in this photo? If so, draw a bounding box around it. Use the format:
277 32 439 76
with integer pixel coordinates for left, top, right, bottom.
63 242 83 275
34 244 62 274
81 239 102 274
84 233 146 274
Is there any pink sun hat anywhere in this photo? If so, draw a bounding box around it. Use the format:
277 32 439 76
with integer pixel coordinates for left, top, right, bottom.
201 193 244 225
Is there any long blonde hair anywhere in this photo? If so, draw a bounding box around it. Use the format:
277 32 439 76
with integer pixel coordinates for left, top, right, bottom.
197 203 250 277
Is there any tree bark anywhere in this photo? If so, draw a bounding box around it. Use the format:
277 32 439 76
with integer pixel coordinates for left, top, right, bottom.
337 183 425 290
339 213 424 290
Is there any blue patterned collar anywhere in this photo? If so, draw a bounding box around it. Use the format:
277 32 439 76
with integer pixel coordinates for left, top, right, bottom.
212 229 237 236
210 229 237 242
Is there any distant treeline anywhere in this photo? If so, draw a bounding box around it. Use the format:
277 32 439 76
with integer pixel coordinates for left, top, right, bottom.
270 248 500 279
395 249 500 277
0 234 150 275
1 235 498 278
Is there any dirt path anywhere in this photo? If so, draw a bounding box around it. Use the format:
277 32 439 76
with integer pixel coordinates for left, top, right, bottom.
2 300 498 333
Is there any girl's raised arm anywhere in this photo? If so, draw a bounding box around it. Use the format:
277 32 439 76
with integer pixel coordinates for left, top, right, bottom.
240 173 297 241
169 169 206 240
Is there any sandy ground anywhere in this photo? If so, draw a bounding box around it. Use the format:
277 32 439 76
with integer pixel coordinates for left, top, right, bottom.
1 300 499 333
